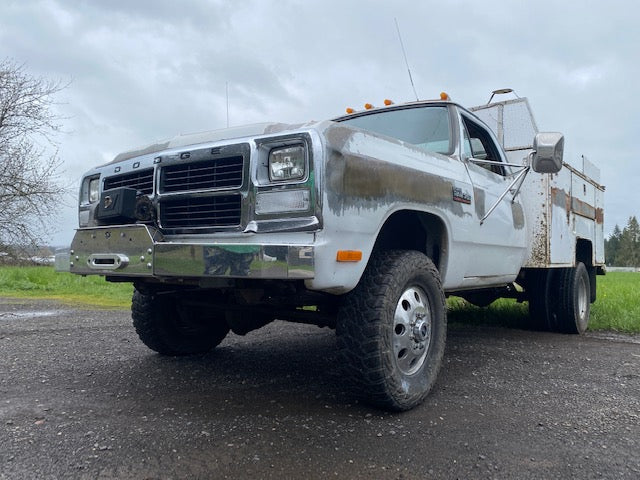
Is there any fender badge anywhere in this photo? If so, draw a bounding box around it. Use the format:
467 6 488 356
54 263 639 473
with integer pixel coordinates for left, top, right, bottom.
452 186 471 205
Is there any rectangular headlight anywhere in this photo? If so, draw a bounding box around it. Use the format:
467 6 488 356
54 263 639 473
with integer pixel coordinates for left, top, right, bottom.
256 189 310 215
268 145 306 182
88 178 100 203
80 176 100 204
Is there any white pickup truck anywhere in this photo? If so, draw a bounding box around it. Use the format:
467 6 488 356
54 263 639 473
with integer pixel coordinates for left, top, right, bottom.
57 91 605 410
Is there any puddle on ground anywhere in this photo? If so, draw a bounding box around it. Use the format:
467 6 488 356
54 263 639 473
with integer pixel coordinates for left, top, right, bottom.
0 311 60 319
586 332 640 345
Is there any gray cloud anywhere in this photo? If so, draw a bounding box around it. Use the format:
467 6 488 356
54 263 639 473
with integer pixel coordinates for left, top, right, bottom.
0 0 636 244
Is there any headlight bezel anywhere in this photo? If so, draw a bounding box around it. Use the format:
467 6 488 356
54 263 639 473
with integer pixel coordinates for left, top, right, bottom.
255 134 312 187
253 134 315 218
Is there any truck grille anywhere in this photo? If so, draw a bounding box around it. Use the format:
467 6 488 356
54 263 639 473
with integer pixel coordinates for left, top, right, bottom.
103 169 154 195
159 195 242 229
160 156 243 193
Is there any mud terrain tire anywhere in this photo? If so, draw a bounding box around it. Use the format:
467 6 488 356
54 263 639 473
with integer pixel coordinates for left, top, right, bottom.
526 269 553 331
132 289 230 355
550 262 591 334
337 250 447 411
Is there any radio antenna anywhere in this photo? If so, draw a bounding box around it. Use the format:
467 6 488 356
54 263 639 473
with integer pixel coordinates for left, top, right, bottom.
226 81 229 128
394 18 419 101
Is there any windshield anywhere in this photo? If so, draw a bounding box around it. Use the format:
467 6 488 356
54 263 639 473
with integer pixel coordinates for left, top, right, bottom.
337 106 452 155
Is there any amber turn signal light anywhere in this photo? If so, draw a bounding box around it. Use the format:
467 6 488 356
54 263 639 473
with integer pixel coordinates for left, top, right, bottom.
336 250 363 262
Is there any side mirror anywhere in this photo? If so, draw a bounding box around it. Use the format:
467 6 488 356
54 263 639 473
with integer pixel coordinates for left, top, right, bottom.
531 132 564 173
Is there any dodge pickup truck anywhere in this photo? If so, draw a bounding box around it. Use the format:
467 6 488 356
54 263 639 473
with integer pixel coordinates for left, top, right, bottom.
57 91 605 410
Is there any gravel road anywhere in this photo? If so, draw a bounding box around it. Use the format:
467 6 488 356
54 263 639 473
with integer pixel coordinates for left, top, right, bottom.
1 297 639 479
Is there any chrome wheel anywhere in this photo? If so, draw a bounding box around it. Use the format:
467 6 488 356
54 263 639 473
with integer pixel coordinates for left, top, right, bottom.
574 266 590 333
393 286 432 376
577 273 589 324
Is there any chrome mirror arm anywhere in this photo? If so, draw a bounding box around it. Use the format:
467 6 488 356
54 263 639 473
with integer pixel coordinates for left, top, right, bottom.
467 158 527 171
480 164 531 225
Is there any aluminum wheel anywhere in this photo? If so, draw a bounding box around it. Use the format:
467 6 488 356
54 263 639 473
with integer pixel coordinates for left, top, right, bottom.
393 286 432 376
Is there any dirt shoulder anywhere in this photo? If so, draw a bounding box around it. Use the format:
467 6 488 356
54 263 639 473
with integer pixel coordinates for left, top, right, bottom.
1 298 639 479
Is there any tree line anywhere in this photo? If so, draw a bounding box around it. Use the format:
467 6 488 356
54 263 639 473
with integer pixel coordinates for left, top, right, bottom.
605 216 640 267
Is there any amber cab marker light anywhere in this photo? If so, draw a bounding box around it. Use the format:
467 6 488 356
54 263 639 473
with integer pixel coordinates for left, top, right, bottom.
440 92 450 100
336 250 363 262
384 99 394 106
346 107 355 114
364 103 374 110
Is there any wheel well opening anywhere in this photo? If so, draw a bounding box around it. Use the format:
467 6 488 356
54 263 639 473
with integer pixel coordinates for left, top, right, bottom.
576 238 596 302
372 211 447 271
576 239 593 267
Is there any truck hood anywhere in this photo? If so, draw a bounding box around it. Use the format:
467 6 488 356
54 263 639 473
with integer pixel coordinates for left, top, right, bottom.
108 121 317 164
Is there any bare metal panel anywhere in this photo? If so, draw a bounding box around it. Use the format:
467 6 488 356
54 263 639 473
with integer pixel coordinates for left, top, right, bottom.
70 225 157 276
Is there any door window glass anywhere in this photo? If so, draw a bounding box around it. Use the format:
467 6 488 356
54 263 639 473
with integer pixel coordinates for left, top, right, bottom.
462 116 505 176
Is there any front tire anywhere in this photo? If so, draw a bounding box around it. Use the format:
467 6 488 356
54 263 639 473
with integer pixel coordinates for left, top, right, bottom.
132 289 230 355
337 250 447 411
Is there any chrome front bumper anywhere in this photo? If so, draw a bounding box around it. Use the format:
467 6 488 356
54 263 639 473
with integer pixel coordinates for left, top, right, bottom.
55 225 314 280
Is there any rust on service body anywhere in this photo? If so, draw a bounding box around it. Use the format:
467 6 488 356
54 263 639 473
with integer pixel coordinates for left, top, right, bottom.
571 197 596 220
552 186 598 221
595 207 604 225
528 217 548 266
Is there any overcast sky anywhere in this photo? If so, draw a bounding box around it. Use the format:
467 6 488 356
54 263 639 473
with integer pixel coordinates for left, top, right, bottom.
1 0 638 245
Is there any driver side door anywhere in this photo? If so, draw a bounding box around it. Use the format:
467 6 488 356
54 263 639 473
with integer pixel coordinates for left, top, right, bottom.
459 113 527 282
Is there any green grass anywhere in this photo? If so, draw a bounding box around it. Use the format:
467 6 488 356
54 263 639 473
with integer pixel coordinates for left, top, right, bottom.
448 272 640 334
447 297 530 330
0 267 638 333
0 266 132 308
588 272 640 332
